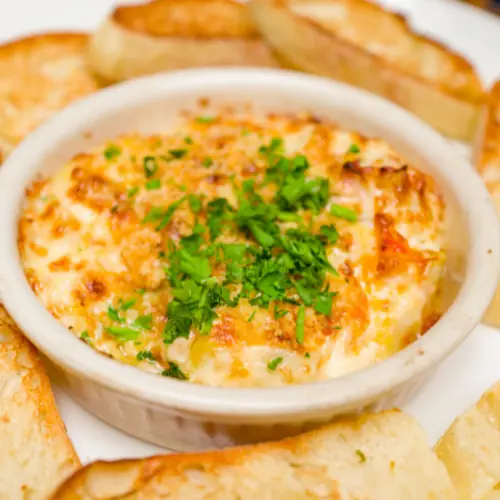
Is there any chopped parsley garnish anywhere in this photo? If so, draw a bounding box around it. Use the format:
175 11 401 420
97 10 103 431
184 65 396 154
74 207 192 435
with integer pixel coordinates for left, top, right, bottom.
141 206 165 224
356 449 367 463
169 148 187 159
127 186 139 198
119 298 137 311
267 357 283 370
184 136 194 145
296 305 305 344
347 143 360 154
320 224 339 244
143 156 158 178
196 115 216 124
156 196 187 231
314 290 336 316
80 331 93 345
142 198 187 229
305 352 311 358
99 136 349 355
105 326 140 341
202 157 213 168
136 350 155 361
107 306 124 324
330 204 357 222
146 179 161 190
104 144 121 160
162 362 188 380
132 314 153 331
188 194 202 213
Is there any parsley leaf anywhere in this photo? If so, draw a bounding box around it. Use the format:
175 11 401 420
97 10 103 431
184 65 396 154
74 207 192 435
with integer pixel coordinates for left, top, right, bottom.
330 204 357 222
127 186 139 198
132 314 153 331
119 298 137 311
202 157 213 168
188 194 202 213
141 206 165 224
196 116 216 124
104 145 121 160
314 290 336 316
206 198 234 240
143 156 158 178
105 326 140 341
320 224 339 244
169 149 187 159
156 196 187 231
296 305 305 344
347 143 360 154
146 179 161 190
174 248 211 282
107 306 124 324
355 449 367 463
137 350 155 361
80 331 93 345
267 357 283 370
162 362 188 380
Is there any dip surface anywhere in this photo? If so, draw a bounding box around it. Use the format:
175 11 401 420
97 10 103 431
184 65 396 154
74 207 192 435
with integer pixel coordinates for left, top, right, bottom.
19 106 446 387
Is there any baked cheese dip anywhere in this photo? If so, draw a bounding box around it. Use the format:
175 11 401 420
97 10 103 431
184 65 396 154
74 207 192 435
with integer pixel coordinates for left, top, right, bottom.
19 106 446 387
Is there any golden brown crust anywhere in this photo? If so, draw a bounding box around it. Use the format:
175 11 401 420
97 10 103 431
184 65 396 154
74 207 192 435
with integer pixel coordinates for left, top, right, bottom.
87 0 278 83
51 410 457 499
249 0 484 140
473 81 500 327
18 110 446 387
0 32 99 148
434 381 500 499
279 0 482 101
114 0 261 38
0 305 80 499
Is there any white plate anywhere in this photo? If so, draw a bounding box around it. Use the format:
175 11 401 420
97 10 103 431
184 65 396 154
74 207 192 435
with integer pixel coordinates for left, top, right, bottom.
2 0 500 464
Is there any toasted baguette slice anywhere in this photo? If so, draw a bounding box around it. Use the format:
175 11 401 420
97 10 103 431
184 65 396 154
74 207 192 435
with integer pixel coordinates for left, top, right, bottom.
0 305 80 499
473 81 500 327
249 0 484 141
435 381 500 500
51 410 457 500
0 33 99 152
88 0 279 83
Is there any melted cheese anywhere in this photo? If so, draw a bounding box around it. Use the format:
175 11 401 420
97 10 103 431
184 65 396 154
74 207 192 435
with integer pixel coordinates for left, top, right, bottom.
19 107 446 387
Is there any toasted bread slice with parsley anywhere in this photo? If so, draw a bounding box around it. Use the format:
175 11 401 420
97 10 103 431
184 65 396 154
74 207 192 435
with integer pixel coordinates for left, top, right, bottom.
0 305 80 499
51 410 457 499
87 0 279 83
435 381 500 500
249 0 484 141
0 33 99 153
473 81 500 327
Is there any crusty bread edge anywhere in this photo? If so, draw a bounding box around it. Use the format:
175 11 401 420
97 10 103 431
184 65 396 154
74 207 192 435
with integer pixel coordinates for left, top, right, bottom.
249 0 483 141
52 410 420 499
113 0 262 38
87 16 278 83
0 307 81 497
473 81 500 327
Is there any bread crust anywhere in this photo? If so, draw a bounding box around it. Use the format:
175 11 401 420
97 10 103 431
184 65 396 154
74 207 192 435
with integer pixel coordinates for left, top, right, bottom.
0 32 99 149
87 0 278 83
435 381 500 499
0 305 80 500
249 0 484 141
473 81 500 328
51 410 457 499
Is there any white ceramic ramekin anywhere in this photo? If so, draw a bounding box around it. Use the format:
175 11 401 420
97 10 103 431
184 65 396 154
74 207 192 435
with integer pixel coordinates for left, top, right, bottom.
0 69 498 451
